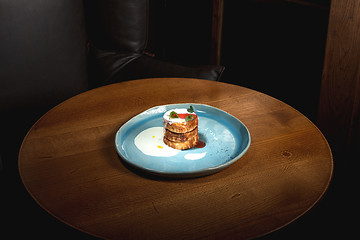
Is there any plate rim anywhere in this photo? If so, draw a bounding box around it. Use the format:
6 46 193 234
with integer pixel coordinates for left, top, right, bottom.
114 103 251 177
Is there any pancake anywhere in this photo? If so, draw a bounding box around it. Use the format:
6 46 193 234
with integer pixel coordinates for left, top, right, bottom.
164 127 198 142
163 133 199 150
162 107 199 150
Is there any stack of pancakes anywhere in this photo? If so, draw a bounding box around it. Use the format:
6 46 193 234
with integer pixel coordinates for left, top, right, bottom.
163 109 199 150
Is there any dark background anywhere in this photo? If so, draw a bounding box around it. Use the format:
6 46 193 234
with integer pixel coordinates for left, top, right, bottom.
2 0 348 239
152 0 330 123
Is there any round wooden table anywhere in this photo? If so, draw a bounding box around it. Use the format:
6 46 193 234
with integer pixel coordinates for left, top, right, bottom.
19 78 333 239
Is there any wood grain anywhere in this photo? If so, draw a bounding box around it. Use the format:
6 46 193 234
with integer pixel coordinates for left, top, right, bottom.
211 0 224 65
19 78 333 239
318 0 360 153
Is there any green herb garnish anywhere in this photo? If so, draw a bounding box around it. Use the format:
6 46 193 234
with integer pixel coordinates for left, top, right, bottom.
187 105 194 113
185 114 194 122
169 111 179 119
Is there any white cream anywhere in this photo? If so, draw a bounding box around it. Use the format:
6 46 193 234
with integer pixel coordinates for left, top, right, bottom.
184 152 207 160
134 127 180 157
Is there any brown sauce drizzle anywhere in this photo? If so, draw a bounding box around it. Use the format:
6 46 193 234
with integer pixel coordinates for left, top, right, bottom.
195 141 206 148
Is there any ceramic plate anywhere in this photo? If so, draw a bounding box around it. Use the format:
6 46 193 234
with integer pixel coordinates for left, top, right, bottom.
115 103 251 178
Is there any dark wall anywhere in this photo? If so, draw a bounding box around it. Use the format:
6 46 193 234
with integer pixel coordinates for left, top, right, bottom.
151 0 330 122
221 0 330 121
148 0 213 65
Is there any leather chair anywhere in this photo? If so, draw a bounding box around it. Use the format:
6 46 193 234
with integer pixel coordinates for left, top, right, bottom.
84 0 224 88
0 0 224 174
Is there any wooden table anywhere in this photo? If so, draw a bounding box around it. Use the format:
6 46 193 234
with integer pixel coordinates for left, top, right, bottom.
19 78 333 239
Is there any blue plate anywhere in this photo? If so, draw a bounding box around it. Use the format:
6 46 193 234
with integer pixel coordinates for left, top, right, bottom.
115 103 251 178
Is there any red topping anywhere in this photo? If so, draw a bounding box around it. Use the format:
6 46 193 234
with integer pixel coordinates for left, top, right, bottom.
177 113 196 119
